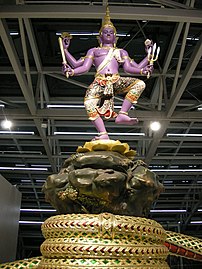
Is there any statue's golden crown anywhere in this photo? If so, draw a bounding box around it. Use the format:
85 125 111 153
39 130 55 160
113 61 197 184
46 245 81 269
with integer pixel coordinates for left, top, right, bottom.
99 6 116 34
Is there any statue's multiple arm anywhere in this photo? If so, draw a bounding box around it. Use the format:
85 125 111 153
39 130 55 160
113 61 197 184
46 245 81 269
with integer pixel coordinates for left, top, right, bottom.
121 49 153 76
64 50 84 68
130 39 153 69
130 56 149 69
62 37 84 68
61 36 96 76
62 36 154 77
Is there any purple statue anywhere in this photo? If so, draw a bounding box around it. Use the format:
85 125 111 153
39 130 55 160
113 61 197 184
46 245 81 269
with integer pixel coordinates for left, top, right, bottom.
60 7 159 140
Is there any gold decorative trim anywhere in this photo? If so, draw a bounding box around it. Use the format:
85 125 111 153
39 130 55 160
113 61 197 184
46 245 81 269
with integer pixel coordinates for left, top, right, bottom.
40 237 168 259
42 213 166 243
165 230 202 256
76 140 136 159
39 257 170 268
0 257 41 269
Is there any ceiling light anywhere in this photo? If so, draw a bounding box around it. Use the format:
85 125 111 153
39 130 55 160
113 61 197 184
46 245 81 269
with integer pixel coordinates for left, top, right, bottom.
0 131 34 134
186 37 199 41
10 31 19 36
47 104 122 109
20 209 56 212
167 133 202 137
0 150 42 154
150 121 161 131
190 221 202 224
19 221 44 225
47 104 85 108
54 131 145 136
56 32 130 37
150 165 165 168
0 104 5 107
31 164 51 167
117 33 131 37
56 32 99 36
1 119 13 129
151 169 202 172
150 209 186 213
197 106 202 111
0 167 48 171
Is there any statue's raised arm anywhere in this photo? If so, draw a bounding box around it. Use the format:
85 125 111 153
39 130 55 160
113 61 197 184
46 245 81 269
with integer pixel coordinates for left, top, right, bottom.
60 32 85 68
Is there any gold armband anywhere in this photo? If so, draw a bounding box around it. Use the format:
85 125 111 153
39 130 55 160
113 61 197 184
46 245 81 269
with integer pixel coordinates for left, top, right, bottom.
122 56 131 60
83 55 94 60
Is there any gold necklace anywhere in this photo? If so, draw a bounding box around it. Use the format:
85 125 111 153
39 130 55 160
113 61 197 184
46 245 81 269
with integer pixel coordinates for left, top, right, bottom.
100 46 115 49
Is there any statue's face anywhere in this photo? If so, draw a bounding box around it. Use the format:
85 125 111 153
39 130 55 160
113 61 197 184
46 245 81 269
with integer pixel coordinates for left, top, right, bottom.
100 26 116 45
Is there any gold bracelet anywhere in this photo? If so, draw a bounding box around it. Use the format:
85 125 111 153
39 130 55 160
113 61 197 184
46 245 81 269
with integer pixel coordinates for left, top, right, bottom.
140 68 143 75
70 69 74 76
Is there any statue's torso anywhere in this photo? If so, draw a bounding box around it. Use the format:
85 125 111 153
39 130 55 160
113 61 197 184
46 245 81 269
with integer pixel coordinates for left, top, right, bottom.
93 47 122 74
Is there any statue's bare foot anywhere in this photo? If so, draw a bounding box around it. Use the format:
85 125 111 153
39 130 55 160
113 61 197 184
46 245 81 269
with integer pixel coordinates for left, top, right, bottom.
115 114 139 125
92 134 110 141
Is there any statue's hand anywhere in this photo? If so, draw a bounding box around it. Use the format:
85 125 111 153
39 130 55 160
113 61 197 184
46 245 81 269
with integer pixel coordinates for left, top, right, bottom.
144 39 153 53
141 64 154 77
62 63 74 77
62 37 71 49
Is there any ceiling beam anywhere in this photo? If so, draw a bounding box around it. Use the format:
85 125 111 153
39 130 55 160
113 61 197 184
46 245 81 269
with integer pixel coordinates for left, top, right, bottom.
150 0 193 9
23 18 50 103
0 5 202 23
0 19 56 172
1 108 202 121
47 73 89 89
166 31 202 118
0 19 36 114
145 30 202 164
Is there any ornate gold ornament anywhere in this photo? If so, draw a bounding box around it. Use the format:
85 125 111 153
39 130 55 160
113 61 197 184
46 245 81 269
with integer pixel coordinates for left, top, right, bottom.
76 140 136 159
41 213 166 243
39 213 169 268
1 213 202 268
0 257 41 269
99 6 117 35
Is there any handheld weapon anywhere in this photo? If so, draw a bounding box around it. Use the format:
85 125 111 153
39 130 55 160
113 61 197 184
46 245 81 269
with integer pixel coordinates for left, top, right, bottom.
58 32 72 78
146 41 160 78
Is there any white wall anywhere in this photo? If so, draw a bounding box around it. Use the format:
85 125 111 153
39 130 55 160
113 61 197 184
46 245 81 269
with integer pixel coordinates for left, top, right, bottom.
0 174 21 263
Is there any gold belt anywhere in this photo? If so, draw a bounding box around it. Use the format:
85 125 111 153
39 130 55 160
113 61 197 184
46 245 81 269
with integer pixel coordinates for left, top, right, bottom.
95 73 120 81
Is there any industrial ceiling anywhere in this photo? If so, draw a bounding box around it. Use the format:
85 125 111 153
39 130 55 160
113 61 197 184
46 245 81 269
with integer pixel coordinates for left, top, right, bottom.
0 0 202 267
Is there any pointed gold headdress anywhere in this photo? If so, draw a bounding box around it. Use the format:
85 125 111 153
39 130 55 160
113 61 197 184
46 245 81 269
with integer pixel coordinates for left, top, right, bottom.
99 6 116 35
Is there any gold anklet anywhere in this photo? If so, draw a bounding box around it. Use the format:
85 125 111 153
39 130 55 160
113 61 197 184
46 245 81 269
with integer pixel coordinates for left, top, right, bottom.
99 132 108 135
119 111 128 115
